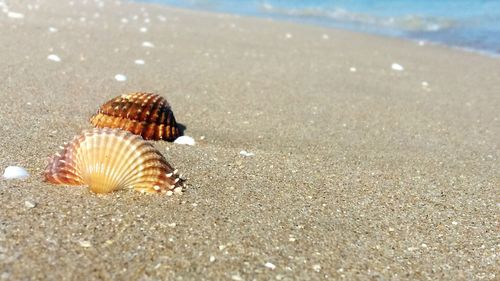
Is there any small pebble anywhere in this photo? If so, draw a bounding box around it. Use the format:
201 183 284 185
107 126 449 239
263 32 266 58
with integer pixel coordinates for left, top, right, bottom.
231 275 243 281
322 34 329 40
78 240 92 248
47 54 61 62
114 74 127 81
142 41 155 48
3 166 29 180
349 67 357 72
264 262 276 270
134 59 145 65
24 201 36 208
313 264 321 272
391 63 404 71
239 150 255 157
139 27 147 32
7 11 24 19
48 27 58 32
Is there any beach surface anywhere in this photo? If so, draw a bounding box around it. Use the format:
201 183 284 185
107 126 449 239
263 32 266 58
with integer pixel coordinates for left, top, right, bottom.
0 0 499 280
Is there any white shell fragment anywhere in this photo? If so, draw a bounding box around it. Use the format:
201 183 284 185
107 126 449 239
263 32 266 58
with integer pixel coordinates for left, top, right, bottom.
7 11 24 19
3 166 29 180
174 136 196 146
239 150 255 157
114 74 127 81
134 59 145 65
142 41 155 48
47 54 61 62
391 63 404 71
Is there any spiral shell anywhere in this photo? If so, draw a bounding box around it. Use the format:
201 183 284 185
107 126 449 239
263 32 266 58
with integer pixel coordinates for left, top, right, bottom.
43 128 185 194
90 92 180 141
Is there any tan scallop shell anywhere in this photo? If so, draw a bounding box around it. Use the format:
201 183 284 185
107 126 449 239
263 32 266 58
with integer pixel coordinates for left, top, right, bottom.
43 128 185 194
90 92 180 141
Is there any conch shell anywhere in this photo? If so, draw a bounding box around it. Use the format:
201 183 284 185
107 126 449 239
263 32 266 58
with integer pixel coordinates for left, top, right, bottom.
90 92 180 141
43 128 184 194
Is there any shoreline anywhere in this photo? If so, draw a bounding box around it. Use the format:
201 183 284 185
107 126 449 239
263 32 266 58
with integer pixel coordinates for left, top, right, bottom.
136 0 500 58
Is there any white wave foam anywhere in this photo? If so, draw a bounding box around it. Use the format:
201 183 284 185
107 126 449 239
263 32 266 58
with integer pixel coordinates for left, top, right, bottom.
258 3 455 32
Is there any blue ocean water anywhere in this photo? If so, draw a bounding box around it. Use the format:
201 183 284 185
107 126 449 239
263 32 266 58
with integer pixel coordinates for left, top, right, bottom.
140 0 500 56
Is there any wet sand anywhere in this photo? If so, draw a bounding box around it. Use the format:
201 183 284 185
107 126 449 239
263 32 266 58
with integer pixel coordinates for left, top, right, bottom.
0 0 499 280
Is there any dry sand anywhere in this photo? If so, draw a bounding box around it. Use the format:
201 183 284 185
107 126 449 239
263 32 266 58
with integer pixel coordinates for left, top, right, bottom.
0 0 499 280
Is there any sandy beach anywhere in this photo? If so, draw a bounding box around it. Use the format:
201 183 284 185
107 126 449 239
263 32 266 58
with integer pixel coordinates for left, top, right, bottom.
0 0 499 280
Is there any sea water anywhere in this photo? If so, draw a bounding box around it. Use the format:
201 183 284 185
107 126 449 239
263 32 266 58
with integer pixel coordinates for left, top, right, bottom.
139 0 500 56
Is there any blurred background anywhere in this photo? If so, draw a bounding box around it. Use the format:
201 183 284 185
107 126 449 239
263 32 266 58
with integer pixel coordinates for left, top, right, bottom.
141 0 500 56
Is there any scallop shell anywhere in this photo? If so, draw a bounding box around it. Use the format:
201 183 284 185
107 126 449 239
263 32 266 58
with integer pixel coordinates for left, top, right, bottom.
90 92 180 141
43 128 185 194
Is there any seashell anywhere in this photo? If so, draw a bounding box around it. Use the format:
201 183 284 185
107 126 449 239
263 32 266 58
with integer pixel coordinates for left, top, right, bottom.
90 92 180 141
43 128 185 194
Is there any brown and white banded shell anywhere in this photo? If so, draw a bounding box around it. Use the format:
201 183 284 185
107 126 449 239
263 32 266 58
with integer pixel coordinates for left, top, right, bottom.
90 92 180 141
43 128 185 194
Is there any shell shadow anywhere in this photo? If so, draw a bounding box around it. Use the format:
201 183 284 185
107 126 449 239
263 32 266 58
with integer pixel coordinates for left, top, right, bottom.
177 123 186 137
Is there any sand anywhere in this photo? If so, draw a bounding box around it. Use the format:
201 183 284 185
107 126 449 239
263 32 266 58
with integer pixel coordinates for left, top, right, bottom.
0 0 499 280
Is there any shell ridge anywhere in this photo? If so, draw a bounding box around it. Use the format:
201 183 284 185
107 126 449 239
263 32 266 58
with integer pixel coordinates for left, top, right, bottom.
138 93 156 121
101 128 133 192
44 139 84 185
104 132 135 189
112 135 151 189
145 94 163 123
116 143 161 189
98 130 117 190
79 130 98 191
